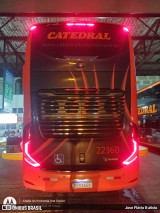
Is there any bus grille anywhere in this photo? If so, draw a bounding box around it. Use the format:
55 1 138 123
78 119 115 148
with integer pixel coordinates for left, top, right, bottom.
36 91 125 138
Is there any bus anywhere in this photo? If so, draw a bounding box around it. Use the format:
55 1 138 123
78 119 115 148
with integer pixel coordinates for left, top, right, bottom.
22 22 138 192
138 81 160 146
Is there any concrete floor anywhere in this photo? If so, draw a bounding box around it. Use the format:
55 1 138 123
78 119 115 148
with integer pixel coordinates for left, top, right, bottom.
135 152 160 204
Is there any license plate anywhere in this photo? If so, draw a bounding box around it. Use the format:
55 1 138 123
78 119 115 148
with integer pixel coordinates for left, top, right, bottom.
72 180 93 189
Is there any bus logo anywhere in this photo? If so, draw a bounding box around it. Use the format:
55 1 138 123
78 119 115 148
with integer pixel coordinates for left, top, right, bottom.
47 32 111 40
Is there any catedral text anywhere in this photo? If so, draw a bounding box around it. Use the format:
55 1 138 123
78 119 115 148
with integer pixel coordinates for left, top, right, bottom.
138 104 158 115
47 32 111 40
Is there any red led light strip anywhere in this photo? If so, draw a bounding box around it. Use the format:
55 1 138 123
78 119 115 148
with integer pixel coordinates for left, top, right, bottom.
66 23 94 27
24 142 40 167
122 139 138 165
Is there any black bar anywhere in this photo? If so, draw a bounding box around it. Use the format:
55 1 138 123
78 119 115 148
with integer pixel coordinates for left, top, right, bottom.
1 204 160 211
0 12 160 18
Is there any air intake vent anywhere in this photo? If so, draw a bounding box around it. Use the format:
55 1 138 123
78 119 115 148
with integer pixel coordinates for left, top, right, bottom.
65 99 79 113
43 100 59 114
36 90 125 138
85 99 99 114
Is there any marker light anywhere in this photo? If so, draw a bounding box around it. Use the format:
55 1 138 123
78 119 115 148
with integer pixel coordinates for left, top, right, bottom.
123 27 129 32
24 142 40 167
66 23 94 27
122 139 138 165
30 25 37 31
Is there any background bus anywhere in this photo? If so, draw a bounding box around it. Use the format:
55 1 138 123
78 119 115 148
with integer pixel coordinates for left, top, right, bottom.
23 22 138 192
138 81 160 146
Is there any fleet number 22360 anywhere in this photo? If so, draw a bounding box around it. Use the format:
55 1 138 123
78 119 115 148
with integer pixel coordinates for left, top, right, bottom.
96 146 120 155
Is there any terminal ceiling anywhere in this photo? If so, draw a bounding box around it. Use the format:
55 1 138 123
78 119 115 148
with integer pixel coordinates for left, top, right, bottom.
0 0 160 77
